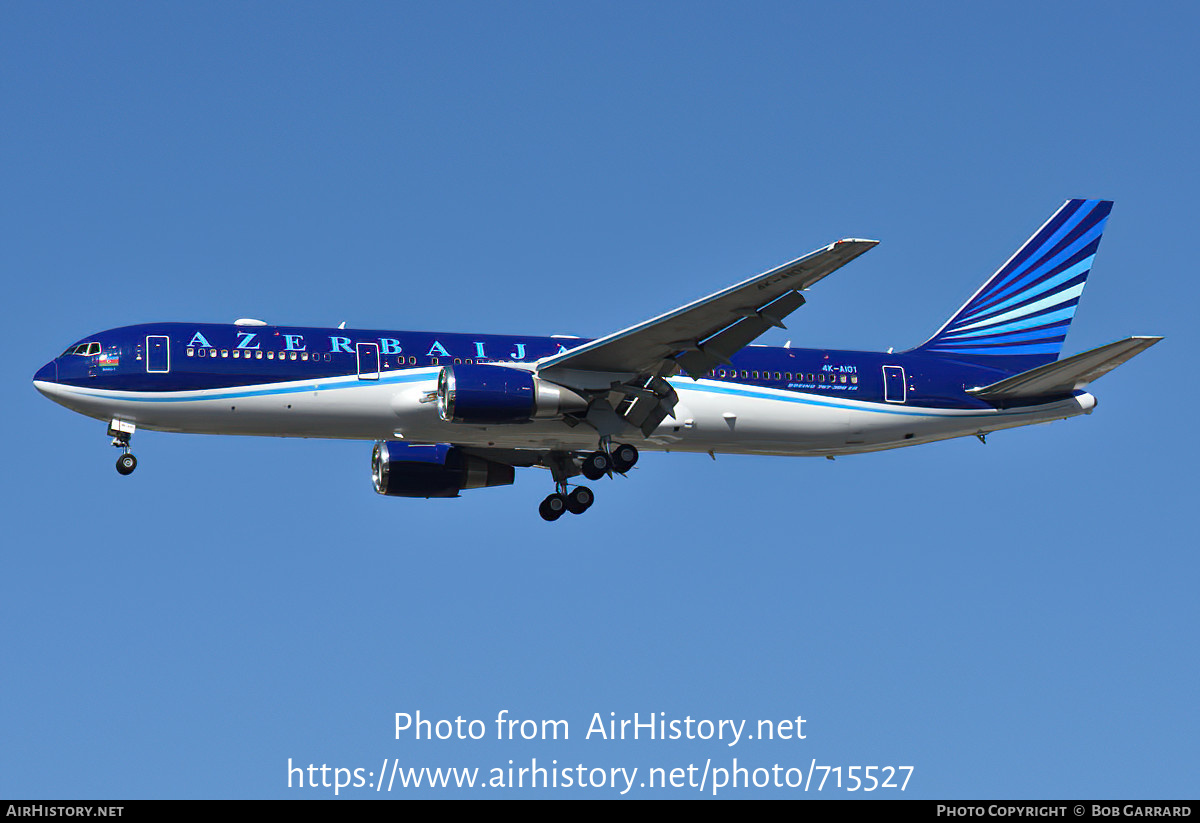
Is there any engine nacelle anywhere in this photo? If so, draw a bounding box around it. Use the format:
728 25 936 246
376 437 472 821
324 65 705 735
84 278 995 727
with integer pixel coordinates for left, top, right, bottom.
436 364 587 424
371 441 515 498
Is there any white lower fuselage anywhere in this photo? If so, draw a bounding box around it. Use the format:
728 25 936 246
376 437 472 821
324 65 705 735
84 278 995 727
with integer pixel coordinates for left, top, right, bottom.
33 368 1095 458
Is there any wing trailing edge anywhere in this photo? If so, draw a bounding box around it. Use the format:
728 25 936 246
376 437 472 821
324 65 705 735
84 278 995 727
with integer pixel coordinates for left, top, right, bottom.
536 238 878 377
967 336 1161 403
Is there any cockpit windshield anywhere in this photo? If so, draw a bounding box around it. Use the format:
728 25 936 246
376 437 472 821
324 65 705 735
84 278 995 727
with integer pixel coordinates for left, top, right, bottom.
60 342 101 357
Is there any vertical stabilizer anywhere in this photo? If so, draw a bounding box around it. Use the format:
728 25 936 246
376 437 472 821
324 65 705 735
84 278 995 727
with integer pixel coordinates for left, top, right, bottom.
911 199 1112 372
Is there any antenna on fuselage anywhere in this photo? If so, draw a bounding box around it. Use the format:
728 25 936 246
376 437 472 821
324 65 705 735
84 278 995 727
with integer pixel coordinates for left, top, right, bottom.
338 321 346 329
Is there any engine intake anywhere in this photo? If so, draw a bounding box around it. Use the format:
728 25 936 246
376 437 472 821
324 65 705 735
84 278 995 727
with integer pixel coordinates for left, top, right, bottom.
436 364 587 424
371 441 515 498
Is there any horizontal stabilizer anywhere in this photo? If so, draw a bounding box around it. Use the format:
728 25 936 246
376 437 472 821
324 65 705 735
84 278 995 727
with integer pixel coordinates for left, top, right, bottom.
968 336 1161 402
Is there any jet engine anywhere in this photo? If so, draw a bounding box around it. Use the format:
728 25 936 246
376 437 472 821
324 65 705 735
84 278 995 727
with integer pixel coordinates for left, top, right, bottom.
436 364 587 424
371 441 515 498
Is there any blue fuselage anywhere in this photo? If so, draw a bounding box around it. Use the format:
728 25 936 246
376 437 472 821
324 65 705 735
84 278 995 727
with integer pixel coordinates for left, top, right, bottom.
38 321 1017 411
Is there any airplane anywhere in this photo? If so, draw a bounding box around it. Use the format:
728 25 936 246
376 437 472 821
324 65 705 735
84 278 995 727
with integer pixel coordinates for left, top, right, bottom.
33 199 1160 521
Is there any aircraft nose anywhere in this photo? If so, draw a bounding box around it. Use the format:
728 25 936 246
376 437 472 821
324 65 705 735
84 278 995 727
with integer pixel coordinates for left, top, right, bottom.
34 360 58 383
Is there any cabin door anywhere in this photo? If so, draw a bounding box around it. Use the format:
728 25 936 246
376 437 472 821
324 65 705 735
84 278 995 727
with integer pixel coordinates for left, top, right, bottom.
883 365 906 403
356 342 380 380
146 336 170 373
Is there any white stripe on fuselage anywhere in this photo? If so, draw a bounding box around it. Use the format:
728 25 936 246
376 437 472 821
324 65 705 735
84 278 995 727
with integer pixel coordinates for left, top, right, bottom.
32 374 1095 457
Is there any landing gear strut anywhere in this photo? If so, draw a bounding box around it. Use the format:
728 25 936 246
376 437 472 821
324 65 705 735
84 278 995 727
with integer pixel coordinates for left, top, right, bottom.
109 419 138 476
538 443 639 521
539 451 596 521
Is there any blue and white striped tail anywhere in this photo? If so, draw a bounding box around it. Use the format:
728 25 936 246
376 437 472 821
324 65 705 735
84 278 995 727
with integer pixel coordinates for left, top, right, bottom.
912 199 1112 372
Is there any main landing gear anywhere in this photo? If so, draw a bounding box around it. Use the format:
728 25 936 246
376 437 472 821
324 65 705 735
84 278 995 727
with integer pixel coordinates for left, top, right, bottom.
578 442 640 481
538 485 595 521
539 442 639 521
109 419 138 476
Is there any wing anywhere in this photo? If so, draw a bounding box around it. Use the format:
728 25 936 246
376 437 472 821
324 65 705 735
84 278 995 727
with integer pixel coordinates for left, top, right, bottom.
536 238 877 379
535 238 877 437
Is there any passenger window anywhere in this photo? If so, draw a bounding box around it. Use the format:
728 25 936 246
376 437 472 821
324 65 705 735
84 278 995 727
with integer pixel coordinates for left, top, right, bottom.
221 350 228 358
256 351 263 359
289 352 297 360
302 352 309 360
851 375 858 384
839 374 847 383
198 349 206 358
187 348 194 357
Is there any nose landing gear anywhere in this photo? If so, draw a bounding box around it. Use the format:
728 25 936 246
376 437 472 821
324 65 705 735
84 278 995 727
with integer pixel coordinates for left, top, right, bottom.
109 419 138 476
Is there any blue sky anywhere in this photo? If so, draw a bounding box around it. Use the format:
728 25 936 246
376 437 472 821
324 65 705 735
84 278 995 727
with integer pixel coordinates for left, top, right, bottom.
2 2 1196 798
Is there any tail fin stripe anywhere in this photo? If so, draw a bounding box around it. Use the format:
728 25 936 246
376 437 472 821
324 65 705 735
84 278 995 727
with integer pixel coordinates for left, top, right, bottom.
936 326 1070 345
963 223 1105 319
931 341 1069 357
959 199 1092 309
941 319 1076 346
956 258 1092 326
924 307 1080 354
967 235 1100 320
958 218 1104 319
911 199 1112 369
947 305 1079 340
950 202 1107 320
986 199 1089 286
933 336 1067 352
947 285 1085 335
